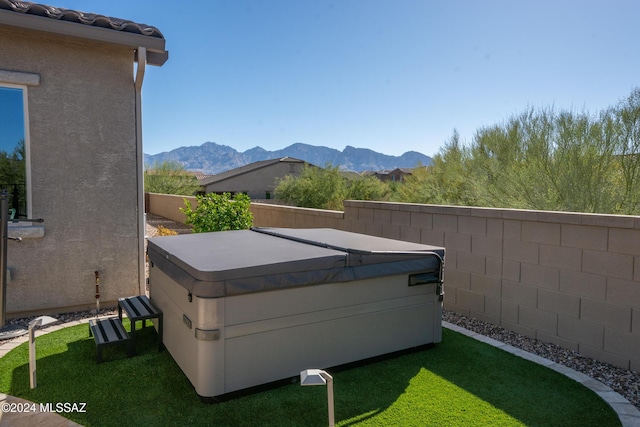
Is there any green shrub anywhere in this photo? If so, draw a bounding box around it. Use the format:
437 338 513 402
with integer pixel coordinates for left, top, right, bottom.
180 192 253 233
346 174 390 201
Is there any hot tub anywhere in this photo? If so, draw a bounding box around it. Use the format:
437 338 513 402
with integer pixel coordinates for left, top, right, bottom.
147 227 444 399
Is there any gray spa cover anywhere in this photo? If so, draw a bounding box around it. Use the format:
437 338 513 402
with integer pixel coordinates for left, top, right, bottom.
253 227 445 263
147 228 444 298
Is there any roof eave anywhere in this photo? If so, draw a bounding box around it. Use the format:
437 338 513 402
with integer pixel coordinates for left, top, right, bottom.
0 10 168 66
201 158 308 187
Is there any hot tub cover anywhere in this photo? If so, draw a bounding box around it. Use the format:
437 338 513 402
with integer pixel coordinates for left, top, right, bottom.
147 228 444 298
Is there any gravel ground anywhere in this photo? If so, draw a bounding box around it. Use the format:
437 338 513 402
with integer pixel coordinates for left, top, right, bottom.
1 308 117 331
145 213 192 236
2 307 637 410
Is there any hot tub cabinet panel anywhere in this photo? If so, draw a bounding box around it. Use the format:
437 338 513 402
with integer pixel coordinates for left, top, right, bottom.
147 228 444 399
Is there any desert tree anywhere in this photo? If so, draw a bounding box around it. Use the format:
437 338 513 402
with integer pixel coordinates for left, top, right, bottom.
275 164 347 210
144 160 201 196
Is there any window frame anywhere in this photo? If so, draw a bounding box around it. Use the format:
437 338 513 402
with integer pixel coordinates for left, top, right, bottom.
0 82 31 219
0 70 43 238
0 69 39 221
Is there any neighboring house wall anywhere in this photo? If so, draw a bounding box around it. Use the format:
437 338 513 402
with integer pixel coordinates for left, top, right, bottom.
204 160 305 199
146 193 640 372
378 168 413 182
386 169 406 182
2 26 140 315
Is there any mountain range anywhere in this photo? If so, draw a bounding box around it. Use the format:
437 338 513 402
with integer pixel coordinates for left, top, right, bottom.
143 142 433 174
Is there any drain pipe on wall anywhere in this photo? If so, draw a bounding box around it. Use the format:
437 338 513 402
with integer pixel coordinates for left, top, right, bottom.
94 271 100 317
135 47 147 296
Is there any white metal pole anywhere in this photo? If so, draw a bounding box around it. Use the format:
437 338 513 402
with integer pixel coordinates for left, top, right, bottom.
135 47 147 296
28 319 39 389
28 316 56 389
323 372 335 427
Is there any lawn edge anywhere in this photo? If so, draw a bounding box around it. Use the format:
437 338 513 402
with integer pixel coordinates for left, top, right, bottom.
443 321 640 427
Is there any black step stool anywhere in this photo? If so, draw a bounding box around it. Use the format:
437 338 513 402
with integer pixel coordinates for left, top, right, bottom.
118 295 163 354
88 317 132 363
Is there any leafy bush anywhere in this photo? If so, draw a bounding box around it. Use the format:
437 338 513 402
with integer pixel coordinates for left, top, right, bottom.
180 192 253 233
346 174 390 201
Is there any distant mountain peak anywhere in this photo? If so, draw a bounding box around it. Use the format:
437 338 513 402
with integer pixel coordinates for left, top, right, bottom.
144 142 432 174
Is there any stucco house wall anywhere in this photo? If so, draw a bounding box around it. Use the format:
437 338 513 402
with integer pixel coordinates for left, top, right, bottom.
203 159 306 199
0 5 166 316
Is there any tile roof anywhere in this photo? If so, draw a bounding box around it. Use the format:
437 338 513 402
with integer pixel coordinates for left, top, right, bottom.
190 172 215 182
0 0 164 39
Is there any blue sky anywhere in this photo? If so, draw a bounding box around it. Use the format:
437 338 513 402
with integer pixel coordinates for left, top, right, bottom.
14 1 640 157
0 87 24 153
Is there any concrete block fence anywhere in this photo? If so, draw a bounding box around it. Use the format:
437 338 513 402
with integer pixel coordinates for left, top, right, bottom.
146 193 640 371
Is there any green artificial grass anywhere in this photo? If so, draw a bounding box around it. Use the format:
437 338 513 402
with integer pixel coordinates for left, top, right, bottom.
0 322 620 427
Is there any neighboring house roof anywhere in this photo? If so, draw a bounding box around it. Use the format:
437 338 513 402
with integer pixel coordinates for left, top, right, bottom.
395 168 415 174
199 157 307 187
364 167 418 176
0 0 168 65
190 172 215 182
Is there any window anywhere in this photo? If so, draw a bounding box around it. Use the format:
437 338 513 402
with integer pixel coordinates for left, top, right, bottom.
0 85 28 218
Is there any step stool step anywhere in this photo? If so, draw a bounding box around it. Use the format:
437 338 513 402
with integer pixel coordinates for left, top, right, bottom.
88 317 131 363
118 295 164 353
